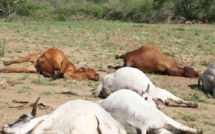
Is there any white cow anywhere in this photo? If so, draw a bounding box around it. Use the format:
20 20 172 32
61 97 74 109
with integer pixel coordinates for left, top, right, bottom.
198 63 215 98
2 98 126 134
96 67 198 109
97 90 202 134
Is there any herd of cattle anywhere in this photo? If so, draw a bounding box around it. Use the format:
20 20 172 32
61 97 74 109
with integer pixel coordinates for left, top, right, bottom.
1 44 215 134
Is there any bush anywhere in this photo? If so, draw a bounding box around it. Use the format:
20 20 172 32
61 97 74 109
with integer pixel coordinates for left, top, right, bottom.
1 0 215 22
57 14 67 21
105 0 153 22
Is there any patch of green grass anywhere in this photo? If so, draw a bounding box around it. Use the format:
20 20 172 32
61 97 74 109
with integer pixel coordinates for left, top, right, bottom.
183 114 199 122
41 91 53 96
19 73 29 80
174 27 185 31
0 84 6 89
182 92 207 103
17 85 32 94
32 76 56 85
204 120 215 126
62 79 77 87
88 81 97 91
200 59 210 66
9 81 23 86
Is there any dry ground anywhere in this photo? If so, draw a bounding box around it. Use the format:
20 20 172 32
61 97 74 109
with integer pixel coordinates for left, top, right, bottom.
0 20 215 133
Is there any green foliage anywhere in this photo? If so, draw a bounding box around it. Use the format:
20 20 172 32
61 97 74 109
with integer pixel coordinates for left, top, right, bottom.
32 76 56 85
105 0 153 22
57 14 67 21
0 0 215 22
182 92 207 103
0 0 17 16
174 0 215 21
183 114 199 122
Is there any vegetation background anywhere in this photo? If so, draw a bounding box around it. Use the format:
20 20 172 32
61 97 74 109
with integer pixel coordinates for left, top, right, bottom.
0 0 215 134
0 0 215 23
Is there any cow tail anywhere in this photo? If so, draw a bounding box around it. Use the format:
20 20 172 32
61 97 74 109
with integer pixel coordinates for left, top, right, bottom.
95 115 102 134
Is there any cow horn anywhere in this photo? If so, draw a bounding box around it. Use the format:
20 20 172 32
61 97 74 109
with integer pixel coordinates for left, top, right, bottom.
146 84 150 93
31 97 40 117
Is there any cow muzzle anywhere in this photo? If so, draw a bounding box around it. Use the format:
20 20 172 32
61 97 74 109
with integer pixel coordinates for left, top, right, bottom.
94 73 99 81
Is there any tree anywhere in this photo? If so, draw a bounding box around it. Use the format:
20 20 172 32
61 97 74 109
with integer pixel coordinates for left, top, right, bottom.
0 0 20 17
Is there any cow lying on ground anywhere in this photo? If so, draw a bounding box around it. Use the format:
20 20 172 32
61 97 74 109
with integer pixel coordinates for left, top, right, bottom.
2 97 126 134
198 63 215 98
97 90 202 134
96 67 198 109
1 48 99 81
109 45 200 78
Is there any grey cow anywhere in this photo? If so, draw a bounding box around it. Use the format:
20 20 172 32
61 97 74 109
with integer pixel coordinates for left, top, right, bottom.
198 63 215 98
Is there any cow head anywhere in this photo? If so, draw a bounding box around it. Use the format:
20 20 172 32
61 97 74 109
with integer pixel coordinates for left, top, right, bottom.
141 84 165 110
77 67 99 81
183 66 200 78
166 66 185 76
2 97 40 134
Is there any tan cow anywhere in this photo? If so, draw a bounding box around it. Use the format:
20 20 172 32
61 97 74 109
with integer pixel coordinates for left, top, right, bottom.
110 45 200 78
1 48 99 81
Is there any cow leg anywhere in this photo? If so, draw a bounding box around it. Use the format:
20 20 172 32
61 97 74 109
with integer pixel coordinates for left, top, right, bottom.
107 65 122 70
115 54 125 59
157 128 173 134
159 89 198 108
63 72 88 80
164 114 201 134
140 128 147 134
107 57 127 70
3 52 42 66
197 77 202 89
213 85 215 98
169 93 198 108
0 65 36 73
52 70 64 79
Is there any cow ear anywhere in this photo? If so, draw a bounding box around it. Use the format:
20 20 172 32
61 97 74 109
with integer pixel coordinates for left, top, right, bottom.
38 57 45 63
152 98 165 110
18 115 48 134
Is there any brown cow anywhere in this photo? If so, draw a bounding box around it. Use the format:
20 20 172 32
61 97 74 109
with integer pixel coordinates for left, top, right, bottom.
1 48 99 81
109 45 200 78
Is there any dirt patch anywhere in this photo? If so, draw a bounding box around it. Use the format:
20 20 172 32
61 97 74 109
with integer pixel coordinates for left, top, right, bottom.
0 21 214 134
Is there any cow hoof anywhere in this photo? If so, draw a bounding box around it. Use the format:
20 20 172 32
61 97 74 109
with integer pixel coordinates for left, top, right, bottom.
197 129 203 134
191 102 198 108
107 65 114 69
3 61 10 66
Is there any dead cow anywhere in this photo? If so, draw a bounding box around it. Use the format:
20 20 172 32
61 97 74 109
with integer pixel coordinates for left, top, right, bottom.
2 98 126 134
198 63 215 98
110 45 200 78
1 48 99 81
97 67 198 109
97 90 202 134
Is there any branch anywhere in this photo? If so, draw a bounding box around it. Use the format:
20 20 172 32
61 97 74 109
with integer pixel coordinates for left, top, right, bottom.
14 0 20 3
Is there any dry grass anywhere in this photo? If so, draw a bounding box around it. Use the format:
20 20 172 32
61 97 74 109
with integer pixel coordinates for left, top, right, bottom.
0 20 215 133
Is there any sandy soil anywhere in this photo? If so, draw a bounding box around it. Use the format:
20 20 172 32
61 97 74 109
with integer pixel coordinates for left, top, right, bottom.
0 22 214 134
